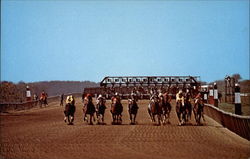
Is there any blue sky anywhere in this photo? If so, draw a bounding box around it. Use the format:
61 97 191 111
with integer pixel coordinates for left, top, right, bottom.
1 0 249 83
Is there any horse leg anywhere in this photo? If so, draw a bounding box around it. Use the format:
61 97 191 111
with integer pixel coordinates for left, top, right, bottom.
83 113 87 122
119 114 122 124
67 115 70 124
129 113 133 124
157 114 161 126
152 114 155 123
202 112 205 122
189 106 192 120
133 113 137 124
89 115 93 125
112 114 115 124
163 113 167 124
148 109 153 122
63 111 67 123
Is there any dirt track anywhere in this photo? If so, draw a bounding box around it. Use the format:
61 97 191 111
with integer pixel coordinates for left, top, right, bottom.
1 98 249 159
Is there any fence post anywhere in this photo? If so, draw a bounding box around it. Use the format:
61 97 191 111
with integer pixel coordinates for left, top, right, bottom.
26 86 32 101
235 83 242 115
213 83 218 107
209 85 214 105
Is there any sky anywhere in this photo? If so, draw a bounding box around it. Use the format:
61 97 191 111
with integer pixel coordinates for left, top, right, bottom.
1 0 249 83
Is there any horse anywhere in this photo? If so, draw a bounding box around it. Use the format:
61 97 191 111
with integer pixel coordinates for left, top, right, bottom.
96 96 106 124
159 93 172 124
193 95 205 125
110 97 123 125
176 100 186 125
64 96 76 125
82 95 96 125
39 96 47 107
128 98 139 124
176 91 187 126
148 95 162 125
184 91 192 122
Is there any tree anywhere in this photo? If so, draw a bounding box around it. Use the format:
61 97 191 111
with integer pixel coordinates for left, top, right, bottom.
232 74 242 83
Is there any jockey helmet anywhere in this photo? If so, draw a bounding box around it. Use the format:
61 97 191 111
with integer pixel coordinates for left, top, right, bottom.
98 94 102 98
158 93 163 97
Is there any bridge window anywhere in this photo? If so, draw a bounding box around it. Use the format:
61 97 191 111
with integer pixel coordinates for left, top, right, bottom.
129 79 132 82
115 79 119 82
179 79 182 82
108 79 111 82
122 79 126 82
186 79 189 82
157 79 161 82
171 79 175 82
143 79 147 82
164 78 169 82
136 79 140 82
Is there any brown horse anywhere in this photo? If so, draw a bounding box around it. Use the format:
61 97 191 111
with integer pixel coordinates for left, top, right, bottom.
128 98 139 124
159 93 172 124
184 91 192 122
96 96 106 124
64 95 76 125
148 95 162 125
176 91 187 125
110 97 123 125
82 95 96 125
39 96 47 107
193 94 205 125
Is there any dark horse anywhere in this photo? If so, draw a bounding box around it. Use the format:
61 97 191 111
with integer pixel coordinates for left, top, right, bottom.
193 93 205 125
82 95 96 125
39 96 47 107
96 96 107 124
184 91 192 122
64 96 76 125
128 98 139 124
110 97 123 125
159 93 172 124
176 91 187 126
148 95 162 125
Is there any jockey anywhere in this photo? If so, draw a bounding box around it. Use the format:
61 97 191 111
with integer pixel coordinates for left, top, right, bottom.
185 89 192 102
66 95 75 105
40 91 46 100
195 93 203 105
176 90 184 106
87 94 92 102
97 94 105 105
150 93 158 101
111 92 120 103
158 93 163 98
130 92 137 101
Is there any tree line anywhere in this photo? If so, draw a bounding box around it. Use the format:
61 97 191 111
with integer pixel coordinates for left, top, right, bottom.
0 74 249 103
0 80 98 103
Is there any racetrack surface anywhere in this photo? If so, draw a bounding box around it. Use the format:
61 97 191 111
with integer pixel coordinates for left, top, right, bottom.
1 98 249 159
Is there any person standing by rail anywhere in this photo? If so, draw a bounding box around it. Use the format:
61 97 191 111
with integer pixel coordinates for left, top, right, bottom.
60 93 64 106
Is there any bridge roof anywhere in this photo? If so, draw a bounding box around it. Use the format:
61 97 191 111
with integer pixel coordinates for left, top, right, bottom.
100 76 200 87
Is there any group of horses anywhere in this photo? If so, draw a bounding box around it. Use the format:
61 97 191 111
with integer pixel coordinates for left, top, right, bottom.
148 93 172 125
81 94 139 125
175 90 205 126
63 91 205 126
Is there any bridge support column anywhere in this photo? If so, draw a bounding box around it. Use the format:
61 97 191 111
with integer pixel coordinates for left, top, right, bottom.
235 83 242 115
